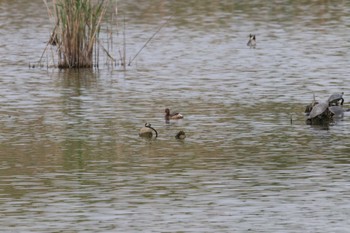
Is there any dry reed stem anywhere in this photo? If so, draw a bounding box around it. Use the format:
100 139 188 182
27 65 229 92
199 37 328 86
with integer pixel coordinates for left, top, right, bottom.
42 0 112 68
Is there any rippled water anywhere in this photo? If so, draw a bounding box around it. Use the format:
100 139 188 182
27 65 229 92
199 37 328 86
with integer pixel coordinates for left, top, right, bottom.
1 0 350 232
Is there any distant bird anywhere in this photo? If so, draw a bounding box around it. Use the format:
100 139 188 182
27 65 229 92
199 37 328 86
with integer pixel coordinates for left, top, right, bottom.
165 108 183 122
247 34 256 48
175 130 186 140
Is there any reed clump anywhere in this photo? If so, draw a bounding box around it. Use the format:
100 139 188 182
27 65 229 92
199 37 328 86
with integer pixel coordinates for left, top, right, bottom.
44 0 109 68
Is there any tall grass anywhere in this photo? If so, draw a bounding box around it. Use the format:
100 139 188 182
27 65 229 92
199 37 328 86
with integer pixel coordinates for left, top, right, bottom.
43 0 109 68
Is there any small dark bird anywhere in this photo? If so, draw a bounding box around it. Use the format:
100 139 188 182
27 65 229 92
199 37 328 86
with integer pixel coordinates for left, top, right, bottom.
247 34 256 48
175 130 186 140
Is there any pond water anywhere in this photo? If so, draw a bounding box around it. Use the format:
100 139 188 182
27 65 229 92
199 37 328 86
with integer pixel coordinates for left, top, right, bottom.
1 0 350 232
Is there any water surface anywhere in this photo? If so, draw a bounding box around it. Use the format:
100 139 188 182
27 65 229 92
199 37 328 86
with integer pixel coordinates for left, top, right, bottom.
1 0 350 232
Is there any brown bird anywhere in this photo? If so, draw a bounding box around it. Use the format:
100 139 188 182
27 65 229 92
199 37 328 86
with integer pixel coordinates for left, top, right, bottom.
165 108 183 121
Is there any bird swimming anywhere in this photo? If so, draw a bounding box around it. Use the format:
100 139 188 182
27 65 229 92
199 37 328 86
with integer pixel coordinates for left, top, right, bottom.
165 108 183 122
247 34 256 48
175 130 186 140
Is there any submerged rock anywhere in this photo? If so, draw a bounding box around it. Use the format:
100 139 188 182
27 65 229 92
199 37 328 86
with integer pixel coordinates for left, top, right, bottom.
306 102 333 125
305 101 318 116
139 127 153 138
139 123 158 139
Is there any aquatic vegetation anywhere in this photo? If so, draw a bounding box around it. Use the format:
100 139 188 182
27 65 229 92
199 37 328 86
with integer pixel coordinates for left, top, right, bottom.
43 0 113 68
